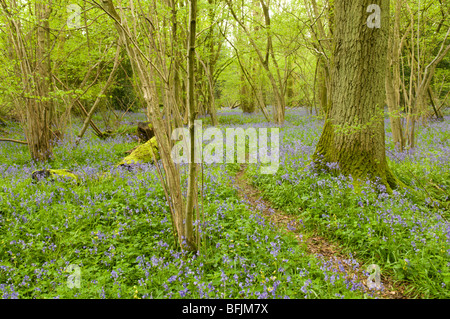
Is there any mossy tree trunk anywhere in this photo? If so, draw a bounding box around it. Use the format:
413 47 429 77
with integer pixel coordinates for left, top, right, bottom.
313 0 398 190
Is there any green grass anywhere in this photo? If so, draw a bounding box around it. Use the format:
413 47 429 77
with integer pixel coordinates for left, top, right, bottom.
245 110 450 298
0 108 448 299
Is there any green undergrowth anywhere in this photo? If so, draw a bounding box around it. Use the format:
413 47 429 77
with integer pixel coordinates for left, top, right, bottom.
0 112 381 299
0 161 376 299
247 124 450 298
1 109 448 299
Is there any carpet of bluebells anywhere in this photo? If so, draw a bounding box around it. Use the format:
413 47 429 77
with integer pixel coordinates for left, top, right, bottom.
0 108 448 299
244 109 450 298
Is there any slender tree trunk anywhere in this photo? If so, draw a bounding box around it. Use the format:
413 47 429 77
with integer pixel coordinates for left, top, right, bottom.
226 0 285 124
235 9 253 114
1 0 54 162
427 87 443 120
317 58 330 116
99 0 190 250
226 32 270 121
168 0 185 125
259 0 285 124
313 0 398 190
31 1 54 161
306 0 332 117
75 44 121 147
184 0 198 251
240 74 252 113
205 0 219 124
385 0 405 152
286 56 294 107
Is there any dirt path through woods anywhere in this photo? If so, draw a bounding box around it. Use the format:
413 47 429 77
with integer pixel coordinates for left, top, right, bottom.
234 165 412 299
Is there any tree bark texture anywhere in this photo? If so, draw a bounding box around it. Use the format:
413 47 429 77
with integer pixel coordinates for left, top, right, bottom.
385 0 405 152
1 0 54 162
99 0 190 249
313 0 397 190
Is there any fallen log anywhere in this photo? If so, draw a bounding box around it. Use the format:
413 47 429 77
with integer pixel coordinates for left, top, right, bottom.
31 169 79 184
30 136 159 183
118 136 159 166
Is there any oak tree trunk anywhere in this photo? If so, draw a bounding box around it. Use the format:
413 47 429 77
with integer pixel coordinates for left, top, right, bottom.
313 0 398 190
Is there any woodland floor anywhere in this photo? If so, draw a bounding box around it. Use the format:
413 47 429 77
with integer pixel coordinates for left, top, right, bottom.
234 164 414 299
1 109 448 299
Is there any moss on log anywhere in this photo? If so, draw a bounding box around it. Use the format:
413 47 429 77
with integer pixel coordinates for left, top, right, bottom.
29 136 159 184
31 169 79 183
118 136 159 166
